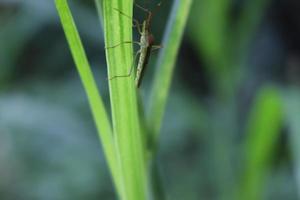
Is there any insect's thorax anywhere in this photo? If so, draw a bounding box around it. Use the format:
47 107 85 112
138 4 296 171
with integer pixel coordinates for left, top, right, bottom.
139 21 149 48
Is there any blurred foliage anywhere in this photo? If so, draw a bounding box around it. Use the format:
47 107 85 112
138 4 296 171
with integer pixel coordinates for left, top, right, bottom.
1 0 300 199
239 86 283 200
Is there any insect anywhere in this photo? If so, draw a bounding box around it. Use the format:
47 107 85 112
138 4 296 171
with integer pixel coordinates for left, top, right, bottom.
106 2 162 88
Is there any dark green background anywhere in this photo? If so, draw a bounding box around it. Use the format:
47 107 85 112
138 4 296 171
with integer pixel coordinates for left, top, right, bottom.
0 0 300 199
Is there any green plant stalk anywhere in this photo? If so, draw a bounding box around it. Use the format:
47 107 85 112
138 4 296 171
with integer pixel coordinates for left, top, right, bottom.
54 0 122 196
239 86 283 200
147 0 194 142
101 0 147 199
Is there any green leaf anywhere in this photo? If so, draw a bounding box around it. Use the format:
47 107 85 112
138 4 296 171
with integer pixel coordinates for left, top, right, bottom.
54 0 121 197
100 0 147 199
239 85 283 200
147 0 194 143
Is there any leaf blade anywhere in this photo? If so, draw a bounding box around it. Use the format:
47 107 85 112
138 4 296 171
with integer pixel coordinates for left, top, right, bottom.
55 0 121 196
101 0 147 199
147 0 194 142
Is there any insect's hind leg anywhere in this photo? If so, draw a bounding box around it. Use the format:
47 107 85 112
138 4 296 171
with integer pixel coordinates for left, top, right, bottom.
151 45 163 51
109 50 141 80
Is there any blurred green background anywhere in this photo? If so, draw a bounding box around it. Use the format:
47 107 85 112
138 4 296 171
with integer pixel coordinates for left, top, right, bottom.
1 0 300 199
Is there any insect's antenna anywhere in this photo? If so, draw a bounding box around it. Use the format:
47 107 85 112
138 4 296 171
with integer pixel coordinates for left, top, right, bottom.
142 0 152 5
151 1 162 17
135 3 151 15
134 1 162 28
134 3 153 25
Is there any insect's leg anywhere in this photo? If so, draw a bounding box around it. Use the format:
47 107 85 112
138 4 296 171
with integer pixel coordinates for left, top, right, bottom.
127 50 141 77
133 19 143 34
105 41 140 49
151 45 163 52
113 8 142 34
109 50 141 80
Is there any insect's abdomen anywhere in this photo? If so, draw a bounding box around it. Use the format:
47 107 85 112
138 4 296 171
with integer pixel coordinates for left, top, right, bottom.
135 46 152 88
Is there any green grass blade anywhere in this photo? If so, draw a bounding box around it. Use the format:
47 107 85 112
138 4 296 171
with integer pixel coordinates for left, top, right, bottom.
147 0 194 141
94 0 104 31
101 0 147 199
239 85 283 200
54 0 121 196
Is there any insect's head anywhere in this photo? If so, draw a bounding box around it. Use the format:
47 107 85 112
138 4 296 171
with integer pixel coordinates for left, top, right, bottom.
148 34 155 45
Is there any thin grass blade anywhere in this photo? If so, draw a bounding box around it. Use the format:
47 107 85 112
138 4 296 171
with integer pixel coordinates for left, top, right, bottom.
147 0 194 142
55 0 121 196
239 85 283 200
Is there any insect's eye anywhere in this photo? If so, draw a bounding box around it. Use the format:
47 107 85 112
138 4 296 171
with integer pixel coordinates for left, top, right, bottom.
148 34 155 45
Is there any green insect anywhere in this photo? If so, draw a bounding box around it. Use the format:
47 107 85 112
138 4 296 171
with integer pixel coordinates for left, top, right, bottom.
106 2 162 88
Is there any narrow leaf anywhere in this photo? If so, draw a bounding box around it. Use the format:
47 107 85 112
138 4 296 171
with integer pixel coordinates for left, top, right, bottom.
101 0 147 199
55 0 121 196
147 0 194 141
239 86 283 200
